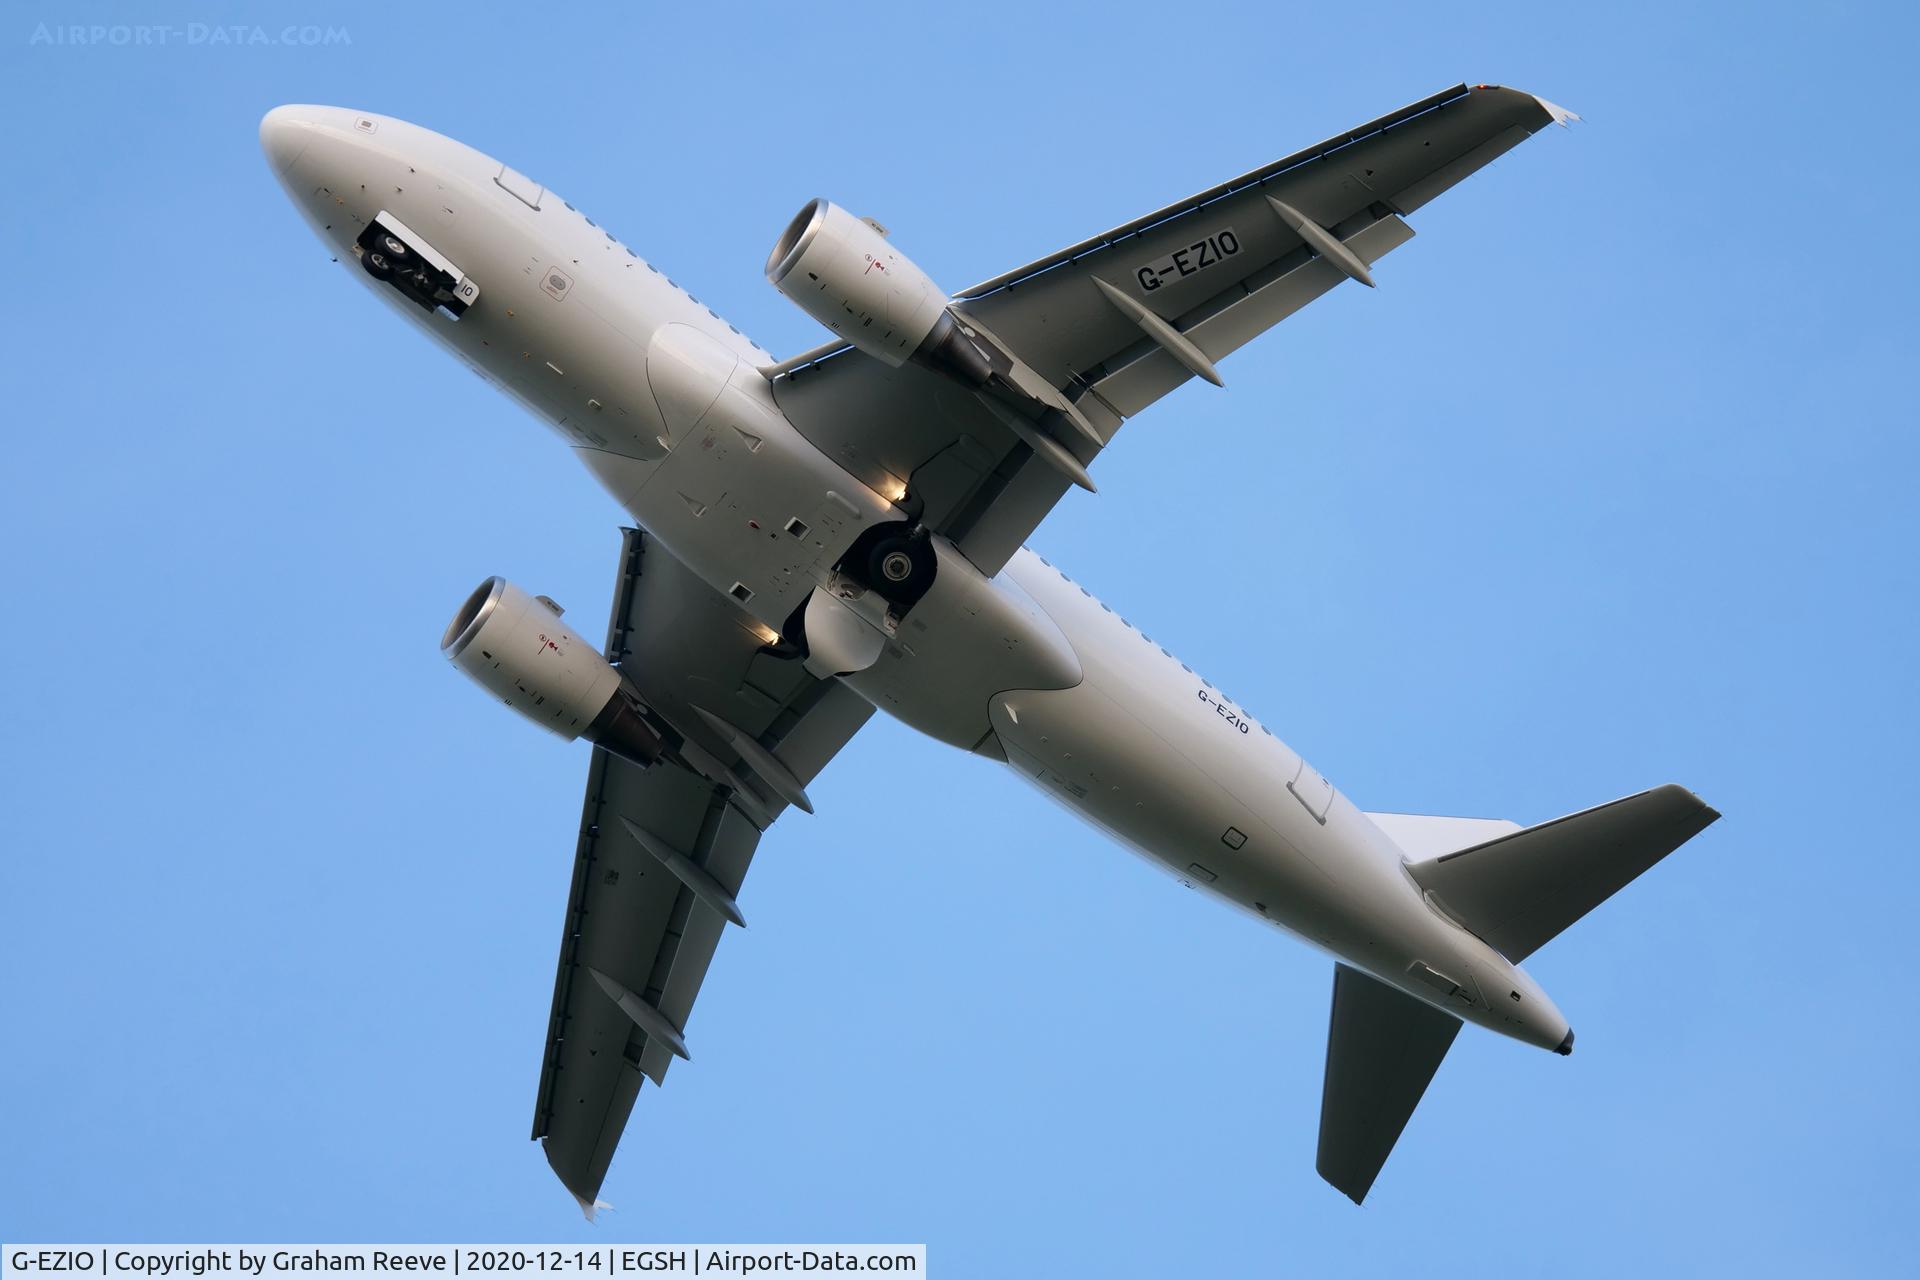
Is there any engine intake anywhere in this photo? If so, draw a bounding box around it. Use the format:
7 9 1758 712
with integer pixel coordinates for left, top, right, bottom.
441 577 663 768
766 199 989 383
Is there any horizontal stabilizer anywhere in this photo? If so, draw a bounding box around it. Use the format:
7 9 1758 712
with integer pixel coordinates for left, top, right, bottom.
1318 963 1461 1204
1405 784 1719 961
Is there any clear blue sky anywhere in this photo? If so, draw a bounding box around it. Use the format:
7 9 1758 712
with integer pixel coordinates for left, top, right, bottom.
3 1 1915 1272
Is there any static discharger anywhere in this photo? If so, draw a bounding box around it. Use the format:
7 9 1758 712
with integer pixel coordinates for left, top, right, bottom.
617 816 748 928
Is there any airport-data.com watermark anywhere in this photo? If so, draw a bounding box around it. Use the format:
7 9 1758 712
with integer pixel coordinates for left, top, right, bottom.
27 21 351 47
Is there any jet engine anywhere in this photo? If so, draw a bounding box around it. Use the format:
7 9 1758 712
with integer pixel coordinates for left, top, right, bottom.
441 577 663 768
766 199 990 384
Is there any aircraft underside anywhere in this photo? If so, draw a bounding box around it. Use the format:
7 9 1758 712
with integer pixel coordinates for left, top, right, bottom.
261 84 1716 1210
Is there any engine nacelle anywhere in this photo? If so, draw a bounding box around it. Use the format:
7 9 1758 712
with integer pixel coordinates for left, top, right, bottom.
441 577 663 768
766 199 989 383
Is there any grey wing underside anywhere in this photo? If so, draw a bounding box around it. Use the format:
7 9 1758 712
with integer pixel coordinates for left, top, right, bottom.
767 84 1571 575
531 529 872 1211
1318 963 1462 1204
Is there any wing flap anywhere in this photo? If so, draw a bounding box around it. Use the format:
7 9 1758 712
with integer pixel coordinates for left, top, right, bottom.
1318 963 1462 1204
1191 217 1413 359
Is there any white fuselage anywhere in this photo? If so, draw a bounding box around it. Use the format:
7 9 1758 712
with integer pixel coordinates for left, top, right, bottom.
262 105 1571 1052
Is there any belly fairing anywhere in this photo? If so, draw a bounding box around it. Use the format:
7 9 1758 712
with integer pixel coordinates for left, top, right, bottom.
838 539 1083 749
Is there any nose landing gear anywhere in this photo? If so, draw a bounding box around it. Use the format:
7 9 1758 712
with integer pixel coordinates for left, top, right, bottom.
361 231 410 281
353 211 480 318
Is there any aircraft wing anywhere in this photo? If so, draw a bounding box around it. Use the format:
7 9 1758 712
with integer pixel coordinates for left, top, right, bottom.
531 528 873 1212
769 83 1573 575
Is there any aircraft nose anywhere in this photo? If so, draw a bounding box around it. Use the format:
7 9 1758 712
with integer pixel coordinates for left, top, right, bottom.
259 104 314 175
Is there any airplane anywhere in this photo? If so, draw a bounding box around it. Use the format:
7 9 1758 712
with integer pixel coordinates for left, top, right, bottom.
260 84 1718 1212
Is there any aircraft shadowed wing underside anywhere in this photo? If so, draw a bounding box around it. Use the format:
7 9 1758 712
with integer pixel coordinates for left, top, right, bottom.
531 530 872 1211
769 85 1574 575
